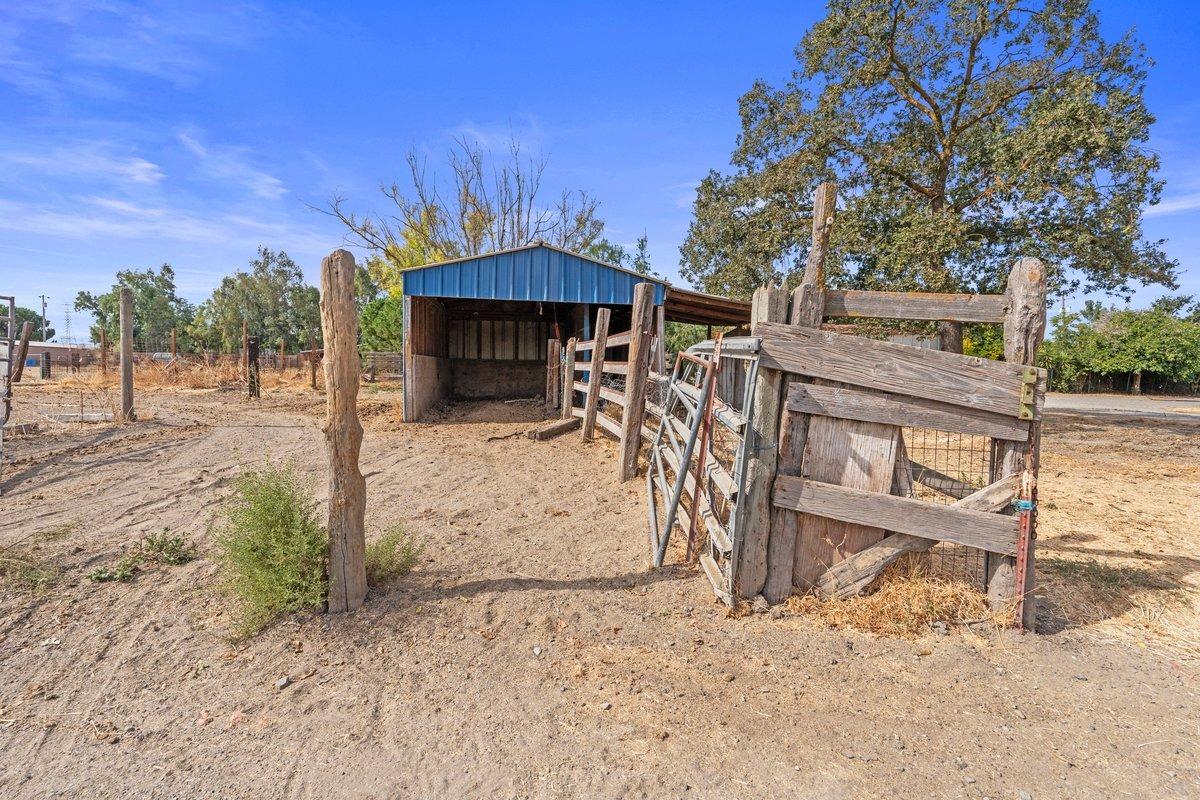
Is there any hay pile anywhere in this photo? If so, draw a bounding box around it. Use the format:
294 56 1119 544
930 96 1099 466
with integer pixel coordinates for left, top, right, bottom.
781 555 1007 637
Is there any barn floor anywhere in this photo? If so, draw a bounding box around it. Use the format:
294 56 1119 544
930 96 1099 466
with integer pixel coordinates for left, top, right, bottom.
1 384 1197 799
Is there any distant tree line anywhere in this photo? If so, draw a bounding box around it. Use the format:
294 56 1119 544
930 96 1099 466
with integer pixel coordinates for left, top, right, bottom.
1040 298 1200 394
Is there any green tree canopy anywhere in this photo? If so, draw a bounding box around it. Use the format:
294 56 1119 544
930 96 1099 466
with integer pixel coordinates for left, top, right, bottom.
359 295 404 352
682 0 1175 310
75 265 194 348
189 248 319 353
585 234 655 276
14 306 53 341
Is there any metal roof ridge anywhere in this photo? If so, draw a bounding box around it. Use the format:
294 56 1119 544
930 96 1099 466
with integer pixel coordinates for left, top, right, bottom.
398 240 668 286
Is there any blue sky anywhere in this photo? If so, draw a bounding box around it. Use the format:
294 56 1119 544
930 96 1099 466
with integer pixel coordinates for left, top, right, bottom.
2 1 1198 342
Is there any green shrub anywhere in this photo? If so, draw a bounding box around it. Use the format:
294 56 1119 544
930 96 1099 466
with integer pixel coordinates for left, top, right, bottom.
366 525 423 586
141 528 198 565
213 464 327 636
88 552 143 583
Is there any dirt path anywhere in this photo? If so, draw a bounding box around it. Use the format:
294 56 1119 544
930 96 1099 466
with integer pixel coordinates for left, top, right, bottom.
1 388 1198 799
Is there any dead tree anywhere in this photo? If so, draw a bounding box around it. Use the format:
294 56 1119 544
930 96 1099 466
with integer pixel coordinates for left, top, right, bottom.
320 249 367 613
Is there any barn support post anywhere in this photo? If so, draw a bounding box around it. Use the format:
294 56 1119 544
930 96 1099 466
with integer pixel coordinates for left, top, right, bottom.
580 307 610 439
118 286 135 422
654 304 666 374
618 283 655 481
987 257 1047 630
733 284 789 598
562 337 577 419
320 249 368 614
545 338 561 409
763 181 835 603
401 295 413 421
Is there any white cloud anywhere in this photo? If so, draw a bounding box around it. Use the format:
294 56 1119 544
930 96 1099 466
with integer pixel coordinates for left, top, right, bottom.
1145 192 1200 218
177 130 287 200
0 140 164 184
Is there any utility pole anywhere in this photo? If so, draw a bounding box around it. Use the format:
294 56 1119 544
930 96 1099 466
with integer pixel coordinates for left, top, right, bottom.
38 295 48 341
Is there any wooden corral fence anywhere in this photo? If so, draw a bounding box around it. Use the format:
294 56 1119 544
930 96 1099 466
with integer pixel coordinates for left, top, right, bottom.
732 182 1047 628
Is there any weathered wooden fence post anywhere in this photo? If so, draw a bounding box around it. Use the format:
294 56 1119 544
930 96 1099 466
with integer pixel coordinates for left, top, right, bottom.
763 181 835 603
580 308 611 440
99 328 108 375
309 332 318 390
241 319 249 378
618 283 655 481
545 338 561 409
734 284 789 597
279 338 286 372
561 337 577 419
320 249 368 614
119 286 135 422
247 337 260 399
988 257 1047 629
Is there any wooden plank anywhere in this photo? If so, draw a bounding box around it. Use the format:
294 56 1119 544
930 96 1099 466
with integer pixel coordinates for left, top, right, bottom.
814 473 1017 598
756 322 1040 419
786 383 1030 441
823 290 1007 323
593 410 622 439
910 459 975 500
988 257 1048 629
733 285 789 597
699 553 733 606
658 440 730 553
774 476 1020 556
790 415 898 590
580 308 610 440
764 182 834 605
600 361 628 375
561 337 577 420
545 339 561 407
577 329 632 349
574 380 625 406
619 283 655 482
528 417 581 440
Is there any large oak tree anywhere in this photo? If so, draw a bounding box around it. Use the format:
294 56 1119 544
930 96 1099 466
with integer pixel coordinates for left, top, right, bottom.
682 0 1176 350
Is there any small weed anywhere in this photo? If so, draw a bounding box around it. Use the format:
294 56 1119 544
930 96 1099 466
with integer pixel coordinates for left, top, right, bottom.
89 552 144 583
142 528 198 565
0 549 60 594
40 519 80 541
213 463 327 637
366 525 423 586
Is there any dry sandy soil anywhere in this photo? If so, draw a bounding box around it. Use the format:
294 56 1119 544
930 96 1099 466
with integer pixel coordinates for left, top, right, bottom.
1 382 1197 799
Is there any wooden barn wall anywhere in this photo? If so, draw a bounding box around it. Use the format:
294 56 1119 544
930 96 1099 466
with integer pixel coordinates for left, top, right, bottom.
409 296 448 358
447 319 550 361
404 296 449 421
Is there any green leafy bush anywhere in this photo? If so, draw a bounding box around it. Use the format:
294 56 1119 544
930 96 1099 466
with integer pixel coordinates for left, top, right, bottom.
366 526 423 586
142 528 198 565
213 464 327 636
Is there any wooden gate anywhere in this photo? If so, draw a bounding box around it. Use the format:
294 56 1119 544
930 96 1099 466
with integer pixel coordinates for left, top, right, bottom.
730 183 1048 629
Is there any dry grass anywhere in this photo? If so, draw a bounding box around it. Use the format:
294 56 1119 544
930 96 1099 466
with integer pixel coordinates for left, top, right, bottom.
781 555 1008 637
0 547 60 595
60 362 320 392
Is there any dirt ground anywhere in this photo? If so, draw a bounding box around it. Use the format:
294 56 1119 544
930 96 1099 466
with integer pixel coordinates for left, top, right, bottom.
1 382 1198 799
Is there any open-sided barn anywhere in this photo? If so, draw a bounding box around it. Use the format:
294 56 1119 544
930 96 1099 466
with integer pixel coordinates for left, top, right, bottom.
400 241 749 421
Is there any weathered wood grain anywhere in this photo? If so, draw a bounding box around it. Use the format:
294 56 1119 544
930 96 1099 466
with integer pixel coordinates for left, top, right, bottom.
909 459 976 500
580 308 610 440
561 337 577 420
619 283 655 482
734 285 789 598
756 322 1041 419
823 290 1007 323
773 476 1020 556
813 473 1018 598
320 249 367 614
527 417 580 440
785 383 1031 441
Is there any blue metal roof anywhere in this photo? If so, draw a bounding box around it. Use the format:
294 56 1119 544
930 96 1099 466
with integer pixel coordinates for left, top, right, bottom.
401 242 666 306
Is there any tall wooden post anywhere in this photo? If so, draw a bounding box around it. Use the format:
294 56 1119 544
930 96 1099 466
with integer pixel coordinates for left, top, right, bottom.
988 257 1047 630
241 319 249 377
279 338 286 372
654 304 666 374
118 287 135 422
247 337 260 398
733 284 789 598
545 339 561 408
580 308 610 440
320 249 367 614
309 332 318 390
618 283 655 481
561 337 577 419
99 328 108 375
763 182 835 603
